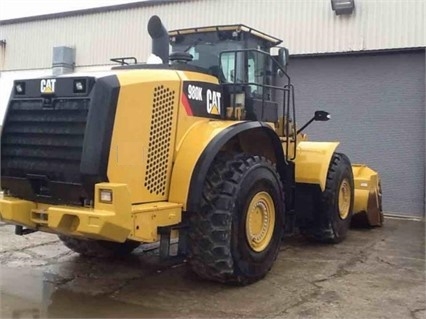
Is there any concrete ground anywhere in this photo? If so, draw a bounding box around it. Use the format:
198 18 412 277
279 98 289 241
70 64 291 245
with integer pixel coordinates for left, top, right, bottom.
0 217 424 319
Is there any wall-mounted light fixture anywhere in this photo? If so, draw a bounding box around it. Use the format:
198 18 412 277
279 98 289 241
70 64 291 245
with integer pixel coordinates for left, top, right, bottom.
331 0 355 15
0 39 6 46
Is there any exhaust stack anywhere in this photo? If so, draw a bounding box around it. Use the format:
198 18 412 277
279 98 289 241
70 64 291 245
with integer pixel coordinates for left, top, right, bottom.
147 15 169 64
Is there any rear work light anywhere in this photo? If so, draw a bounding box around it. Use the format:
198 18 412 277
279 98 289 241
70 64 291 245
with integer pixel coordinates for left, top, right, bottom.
73 79 87 93
99 189 113 203
14 82 25 95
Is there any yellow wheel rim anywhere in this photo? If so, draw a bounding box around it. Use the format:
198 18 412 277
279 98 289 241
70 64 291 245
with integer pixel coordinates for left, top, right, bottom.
245 191 275 252
338 178 351 220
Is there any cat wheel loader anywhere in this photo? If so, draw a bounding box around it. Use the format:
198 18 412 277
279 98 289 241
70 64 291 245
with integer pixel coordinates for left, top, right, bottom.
0 16 382 285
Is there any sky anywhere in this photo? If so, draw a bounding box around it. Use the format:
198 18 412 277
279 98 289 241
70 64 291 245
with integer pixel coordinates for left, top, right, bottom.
0 0 145 20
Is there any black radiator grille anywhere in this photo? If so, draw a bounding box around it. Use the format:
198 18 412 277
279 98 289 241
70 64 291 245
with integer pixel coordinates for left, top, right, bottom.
1 98 90 184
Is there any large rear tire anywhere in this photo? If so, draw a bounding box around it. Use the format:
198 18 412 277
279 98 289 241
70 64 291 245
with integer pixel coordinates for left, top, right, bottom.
300 152 354 243
188 153 284 285
58 235 140 258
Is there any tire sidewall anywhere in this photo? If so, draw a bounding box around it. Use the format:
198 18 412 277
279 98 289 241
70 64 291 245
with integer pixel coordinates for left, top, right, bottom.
326 156 354 241
231 161 284 279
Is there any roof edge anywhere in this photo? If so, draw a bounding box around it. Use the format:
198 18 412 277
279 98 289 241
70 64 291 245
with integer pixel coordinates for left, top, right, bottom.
169 24 282 45
0 0 194 25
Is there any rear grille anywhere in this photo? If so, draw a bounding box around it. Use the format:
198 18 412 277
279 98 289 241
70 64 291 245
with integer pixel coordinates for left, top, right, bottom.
1 98 90 184
144 85 175 196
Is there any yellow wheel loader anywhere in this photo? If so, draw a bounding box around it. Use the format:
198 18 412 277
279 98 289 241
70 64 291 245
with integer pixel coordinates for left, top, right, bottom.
0 16 382 285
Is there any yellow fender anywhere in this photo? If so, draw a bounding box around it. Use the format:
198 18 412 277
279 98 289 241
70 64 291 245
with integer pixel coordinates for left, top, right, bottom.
169 120 284 211
294 141 340 191
168 120 238 210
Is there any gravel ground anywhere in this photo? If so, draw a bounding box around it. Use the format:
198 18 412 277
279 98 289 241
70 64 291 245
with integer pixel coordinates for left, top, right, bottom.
0 217 424 318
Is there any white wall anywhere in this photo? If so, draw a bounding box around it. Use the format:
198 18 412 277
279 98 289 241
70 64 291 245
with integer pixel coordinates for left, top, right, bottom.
1 0 425 71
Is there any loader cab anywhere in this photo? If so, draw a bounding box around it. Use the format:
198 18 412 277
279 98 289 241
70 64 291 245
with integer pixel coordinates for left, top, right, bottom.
169 25 284 87
169 26 294 146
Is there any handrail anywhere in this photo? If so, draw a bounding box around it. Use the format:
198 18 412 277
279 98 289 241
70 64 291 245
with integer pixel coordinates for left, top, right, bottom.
110 57 138 66
219 48 297 161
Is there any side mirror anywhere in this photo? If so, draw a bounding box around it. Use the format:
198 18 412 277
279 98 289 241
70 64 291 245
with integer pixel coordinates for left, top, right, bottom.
278 47 289 67
314 110 331 121
297 110 331 135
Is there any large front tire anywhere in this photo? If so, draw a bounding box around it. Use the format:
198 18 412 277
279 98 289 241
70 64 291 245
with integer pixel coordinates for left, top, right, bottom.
300 152 354 243
58 235 140 258
188 154 284 285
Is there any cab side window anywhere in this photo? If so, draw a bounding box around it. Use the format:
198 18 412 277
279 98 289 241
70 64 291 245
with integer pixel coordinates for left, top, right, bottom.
220 52 246 84
247 51 266 97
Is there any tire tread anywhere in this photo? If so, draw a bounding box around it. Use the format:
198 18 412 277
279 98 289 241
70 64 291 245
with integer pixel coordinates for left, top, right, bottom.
188 153 282 284
300 152 354 243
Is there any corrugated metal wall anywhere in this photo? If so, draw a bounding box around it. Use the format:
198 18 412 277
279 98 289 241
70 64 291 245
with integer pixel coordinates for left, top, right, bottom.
288 50 425 216
0 0 425 70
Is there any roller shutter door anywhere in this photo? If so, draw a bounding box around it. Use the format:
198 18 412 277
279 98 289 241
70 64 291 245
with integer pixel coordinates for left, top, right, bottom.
288 50 425 216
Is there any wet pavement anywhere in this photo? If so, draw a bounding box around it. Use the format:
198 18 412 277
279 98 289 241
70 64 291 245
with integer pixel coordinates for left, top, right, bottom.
0 217 424 318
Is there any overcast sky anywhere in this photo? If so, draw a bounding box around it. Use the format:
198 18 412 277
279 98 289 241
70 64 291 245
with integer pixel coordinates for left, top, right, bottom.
0 0 145 20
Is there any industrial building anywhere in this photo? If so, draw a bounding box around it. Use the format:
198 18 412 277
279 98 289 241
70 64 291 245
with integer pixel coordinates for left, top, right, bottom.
0 0 425 217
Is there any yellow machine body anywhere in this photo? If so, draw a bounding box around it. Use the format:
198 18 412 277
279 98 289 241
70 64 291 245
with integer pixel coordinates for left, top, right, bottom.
0 69 254 242
0 66 382 244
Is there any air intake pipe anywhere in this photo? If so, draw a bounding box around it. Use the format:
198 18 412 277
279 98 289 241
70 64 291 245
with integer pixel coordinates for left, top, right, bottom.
147 15 169 64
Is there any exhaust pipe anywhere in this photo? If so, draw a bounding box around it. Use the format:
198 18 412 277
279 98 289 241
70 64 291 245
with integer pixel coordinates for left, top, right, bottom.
147 15 169 64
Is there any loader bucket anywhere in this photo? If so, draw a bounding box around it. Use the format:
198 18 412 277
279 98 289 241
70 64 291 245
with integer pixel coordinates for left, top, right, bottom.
351 164 383 227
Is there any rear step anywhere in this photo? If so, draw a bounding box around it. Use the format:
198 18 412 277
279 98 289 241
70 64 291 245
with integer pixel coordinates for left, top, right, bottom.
15 225 37 235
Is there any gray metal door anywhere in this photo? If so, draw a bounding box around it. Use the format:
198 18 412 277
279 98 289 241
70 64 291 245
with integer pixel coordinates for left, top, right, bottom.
288 50 425 217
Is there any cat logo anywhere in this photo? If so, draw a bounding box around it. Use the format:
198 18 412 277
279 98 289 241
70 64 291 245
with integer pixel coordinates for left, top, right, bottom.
40 79 56 94
206 89 221 115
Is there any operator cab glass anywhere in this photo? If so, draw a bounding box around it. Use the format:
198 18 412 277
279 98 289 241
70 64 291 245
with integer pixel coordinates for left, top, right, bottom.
169 25 282 87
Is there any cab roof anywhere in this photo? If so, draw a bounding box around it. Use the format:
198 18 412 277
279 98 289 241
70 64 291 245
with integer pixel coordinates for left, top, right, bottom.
168 24 283 47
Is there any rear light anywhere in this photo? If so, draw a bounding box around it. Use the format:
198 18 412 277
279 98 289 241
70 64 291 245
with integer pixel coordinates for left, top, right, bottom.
14 82 25 95
73 79 87 93
99 189 113 203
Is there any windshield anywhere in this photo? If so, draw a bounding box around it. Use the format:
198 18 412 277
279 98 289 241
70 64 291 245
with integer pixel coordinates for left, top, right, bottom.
172 40 244 74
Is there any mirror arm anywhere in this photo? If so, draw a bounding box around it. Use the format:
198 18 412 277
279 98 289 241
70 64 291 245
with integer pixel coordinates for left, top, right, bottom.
296 117 315 135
